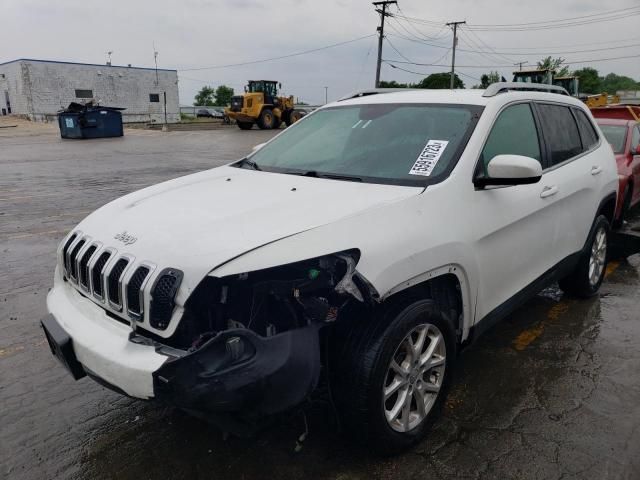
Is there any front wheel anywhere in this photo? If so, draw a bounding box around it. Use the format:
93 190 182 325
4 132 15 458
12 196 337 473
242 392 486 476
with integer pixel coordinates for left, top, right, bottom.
237 121 253 130
559 215 609 298
333 300 456 454
257 109 275 129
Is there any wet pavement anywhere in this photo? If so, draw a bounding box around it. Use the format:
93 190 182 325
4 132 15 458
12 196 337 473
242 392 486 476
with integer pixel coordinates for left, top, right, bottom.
2 124 640 480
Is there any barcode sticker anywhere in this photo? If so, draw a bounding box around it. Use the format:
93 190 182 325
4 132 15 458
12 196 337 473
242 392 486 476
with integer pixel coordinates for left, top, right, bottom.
409 140 449 176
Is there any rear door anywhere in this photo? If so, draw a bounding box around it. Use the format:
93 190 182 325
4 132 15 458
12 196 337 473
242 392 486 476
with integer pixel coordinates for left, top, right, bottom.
534 103 602 259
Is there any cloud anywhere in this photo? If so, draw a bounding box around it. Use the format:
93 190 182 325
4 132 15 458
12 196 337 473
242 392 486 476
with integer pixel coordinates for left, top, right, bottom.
1 0 638 104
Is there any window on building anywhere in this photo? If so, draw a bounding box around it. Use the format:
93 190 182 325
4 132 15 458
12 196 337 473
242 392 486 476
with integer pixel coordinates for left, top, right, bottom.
149 94 160 102
75 89 93 99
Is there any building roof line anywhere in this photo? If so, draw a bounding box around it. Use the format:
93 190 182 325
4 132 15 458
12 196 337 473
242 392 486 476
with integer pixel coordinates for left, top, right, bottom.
0 58 177 72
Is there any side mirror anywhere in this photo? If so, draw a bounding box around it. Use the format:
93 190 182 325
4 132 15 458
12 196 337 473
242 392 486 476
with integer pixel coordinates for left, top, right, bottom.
252 143 265 152
474 154 542 189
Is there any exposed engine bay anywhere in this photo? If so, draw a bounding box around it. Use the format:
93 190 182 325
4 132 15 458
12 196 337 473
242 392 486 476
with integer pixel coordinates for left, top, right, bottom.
158 250 373 351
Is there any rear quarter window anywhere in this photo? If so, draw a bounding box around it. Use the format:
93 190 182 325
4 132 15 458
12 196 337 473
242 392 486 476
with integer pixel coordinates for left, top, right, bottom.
573 109 599 150
536 104 583 166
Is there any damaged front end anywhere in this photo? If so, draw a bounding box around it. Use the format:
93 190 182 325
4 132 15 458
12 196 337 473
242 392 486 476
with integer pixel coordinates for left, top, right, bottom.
143 250 375 433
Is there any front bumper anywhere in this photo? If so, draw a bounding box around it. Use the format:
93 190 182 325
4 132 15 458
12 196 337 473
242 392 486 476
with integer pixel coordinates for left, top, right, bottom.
44 278 322 419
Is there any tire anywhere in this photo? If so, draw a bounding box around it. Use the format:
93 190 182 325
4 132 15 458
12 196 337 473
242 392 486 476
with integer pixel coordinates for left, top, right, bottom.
237 121 253 130
559 215 609 298
332 299 456 454
284 109 302 127
613 184 633 229
257 109 275 130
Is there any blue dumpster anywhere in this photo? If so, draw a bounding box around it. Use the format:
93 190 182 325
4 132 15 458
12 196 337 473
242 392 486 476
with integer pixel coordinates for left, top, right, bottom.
58 102 125 139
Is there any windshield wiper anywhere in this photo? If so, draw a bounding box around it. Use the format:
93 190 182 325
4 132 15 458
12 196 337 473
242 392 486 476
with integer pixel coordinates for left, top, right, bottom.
235 158 262 171
292 170 363 182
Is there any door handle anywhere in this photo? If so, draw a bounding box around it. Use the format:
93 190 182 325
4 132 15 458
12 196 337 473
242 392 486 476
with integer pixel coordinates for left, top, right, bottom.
540 185 559 198
591 165 603 175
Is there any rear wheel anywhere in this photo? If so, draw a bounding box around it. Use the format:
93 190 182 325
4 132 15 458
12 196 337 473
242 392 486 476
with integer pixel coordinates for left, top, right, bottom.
333 299 455 454
559 215 609 298
285 109 302 127
257 109 275 129
237 121 253 130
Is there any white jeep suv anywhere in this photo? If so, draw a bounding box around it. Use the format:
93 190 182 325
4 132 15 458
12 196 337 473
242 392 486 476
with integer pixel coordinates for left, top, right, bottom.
42 83 618 453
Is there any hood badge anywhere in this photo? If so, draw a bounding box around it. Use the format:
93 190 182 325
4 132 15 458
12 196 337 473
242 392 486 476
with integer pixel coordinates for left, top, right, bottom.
114 231 138 246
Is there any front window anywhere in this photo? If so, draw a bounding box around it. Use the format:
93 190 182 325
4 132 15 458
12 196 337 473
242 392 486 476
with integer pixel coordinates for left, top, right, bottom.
599 125 627 154
242 103 481 185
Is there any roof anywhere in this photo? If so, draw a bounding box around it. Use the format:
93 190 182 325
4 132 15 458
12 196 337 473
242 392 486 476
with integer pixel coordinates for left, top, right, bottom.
0 58 176 72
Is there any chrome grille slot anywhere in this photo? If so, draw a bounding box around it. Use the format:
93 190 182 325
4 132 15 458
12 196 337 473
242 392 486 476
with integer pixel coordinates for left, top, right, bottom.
126 266 150 318
78 245 97 290
107 258 129 309
91 251 112 299
68 239 86 281
62 233 78 276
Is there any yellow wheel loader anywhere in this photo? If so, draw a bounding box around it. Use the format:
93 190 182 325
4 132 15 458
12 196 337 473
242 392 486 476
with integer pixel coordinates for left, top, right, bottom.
225 80 302 130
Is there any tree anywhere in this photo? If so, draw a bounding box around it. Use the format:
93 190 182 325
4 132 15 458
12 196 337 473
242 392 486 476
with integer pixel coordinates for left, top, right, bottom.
571 67 601 94
214 85 234 106
194 86 215 106
415 72 464 89
600 73 640 94
379 80 410 88
475 71 501 89
537 56 569 77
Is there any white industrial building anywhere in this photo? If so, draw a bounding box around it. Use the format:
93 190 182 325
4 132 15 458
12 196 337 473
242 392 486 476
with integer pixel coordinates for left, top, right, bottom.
0 58 180 123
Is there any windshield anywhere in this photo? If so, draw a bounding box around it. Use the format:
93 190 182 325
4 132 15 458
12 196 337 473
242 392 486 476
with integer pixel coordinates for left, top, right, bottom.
599 124 627 154
243 103 481 185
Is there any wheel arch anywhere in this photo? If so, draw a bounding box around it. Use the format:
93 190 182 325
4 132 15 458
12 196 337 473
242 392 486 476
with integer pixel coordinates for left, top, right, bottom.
597 191 617 224
379 265 472 344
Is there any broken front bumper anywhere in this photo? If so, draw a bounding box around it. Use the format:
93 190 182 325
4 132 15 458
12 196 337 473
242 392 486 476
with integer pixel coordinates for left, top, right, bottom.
44 279 322 419
153 325 322 418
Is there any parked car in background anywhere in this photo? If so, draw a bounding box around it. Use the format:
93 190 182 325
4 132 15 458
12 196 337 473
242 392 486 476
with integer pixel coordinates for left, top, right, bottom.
196 109 214 118
211 109 225 119
42 84 618 454
593 110 640 225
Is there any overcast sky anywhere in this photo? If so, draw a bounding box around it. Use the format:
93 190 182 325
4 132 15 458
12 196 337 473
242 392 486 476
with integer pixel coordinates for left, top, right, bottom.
2 0 639 105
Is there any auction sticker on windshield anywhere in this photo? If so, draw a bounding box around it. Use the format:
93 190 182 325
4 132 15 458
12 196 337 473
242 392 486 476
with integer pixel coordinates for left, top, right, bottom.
409 140 449 176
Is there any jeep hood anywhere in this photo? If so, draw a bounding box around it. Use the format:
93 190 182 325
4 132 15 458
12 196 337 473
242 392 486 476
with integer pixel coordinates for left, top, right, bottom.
75 165 421 290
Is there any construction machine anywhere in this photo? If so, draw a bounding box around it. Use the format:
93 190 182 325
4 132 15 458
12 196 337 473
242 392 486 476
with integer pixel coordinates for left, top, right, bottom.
225 80 302 130
512 68 622 108
512 68 580 96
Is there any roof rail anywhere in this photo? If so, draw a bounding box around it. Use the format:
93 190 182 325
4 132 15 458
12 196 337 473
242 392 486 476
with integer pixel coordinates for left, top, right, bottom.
338 88 420 101
483 82 569 97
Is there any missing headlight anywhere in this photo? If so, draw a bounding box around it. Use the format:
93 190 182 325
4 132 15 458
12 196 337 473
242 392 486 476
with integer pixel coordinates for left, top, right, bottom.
163 250 370 350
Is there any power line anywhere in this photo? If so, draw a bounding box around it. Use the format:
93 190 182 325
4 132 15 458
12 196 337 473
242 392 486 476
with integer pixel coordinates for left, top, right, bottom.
384 35 416 63
382 52 640 68
392 6 640 31
179 34 375 71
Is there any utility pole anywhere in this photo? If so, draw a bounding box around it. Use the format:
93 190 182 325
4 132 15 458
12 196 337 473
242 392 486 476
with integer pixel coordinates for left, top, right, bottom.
373 1 397 88
324 86 328 104
446 21 465 89
514 61 528 71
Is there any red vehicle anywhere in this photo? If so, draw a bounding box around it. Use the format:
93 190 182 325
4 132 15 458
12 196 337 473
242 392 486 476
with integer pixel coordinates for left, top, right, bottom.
592 107 640 224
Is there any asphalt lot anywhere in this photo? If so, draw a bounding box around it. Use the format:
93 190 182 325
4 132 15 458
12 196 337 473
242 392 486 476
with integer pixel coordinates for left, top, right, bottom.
2 121 640 480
